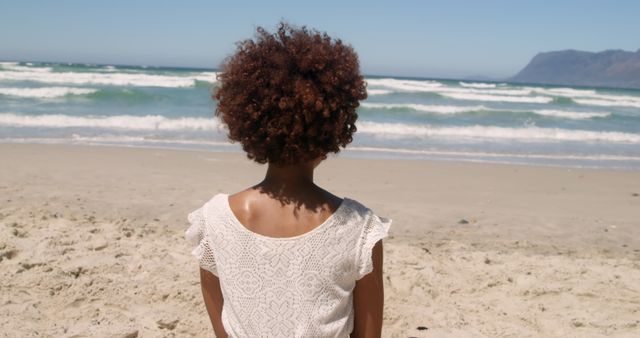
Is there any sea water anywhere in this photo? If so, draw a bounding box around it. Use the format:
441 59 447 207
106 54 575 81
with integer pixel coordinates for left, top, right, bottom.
1 61 639 170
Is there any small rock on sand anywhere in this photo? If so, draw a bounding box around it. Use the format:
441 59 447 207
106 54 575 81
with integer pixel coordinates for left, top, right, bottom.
122 330 138 338
157 319 179 330
91 240 108 251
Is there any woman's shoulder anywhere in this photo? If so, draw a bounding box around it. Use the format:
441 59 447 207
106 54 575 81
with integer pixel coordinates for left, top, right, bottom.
340 197 392 231
190 192 227 210
341 197 377 218
187 193 228 223
185 193 230 242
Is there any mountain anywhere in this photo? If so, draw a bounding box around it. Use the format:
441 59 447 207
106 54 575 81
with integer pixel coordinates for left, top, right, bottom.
510 49 640 89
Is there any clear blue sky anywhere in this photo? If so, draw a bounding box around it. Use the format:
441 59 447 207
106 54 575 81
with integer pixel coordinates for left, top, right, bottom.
1 1 639 79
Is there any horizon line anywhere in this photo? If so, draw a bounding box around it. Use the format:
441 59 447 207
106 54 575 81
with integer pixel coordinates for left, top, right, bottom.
0 58 509 82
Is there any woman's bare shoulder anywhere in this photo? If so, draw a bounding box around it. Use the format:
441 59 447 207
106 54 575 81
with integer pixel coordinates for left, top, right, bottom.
230 187 342 210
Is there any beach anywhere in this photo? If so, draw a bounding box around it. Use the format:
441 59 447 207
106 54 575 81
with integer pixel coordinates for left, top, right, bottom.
1 142 639 337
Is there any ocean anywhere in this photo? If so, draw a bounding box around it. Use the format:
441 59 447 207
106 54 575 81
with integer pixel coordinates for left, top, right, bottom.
1 61 639 170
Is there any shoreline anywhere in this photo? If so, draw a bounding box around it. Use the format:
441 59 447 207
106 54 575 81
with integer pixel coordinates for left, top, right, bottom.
1 143 639 337
3 139 640 172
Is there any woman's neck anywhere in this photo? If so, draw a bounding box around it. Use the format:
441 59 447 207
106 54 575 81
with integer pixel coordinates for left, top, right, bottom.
261 162 315 189
253 159 329 208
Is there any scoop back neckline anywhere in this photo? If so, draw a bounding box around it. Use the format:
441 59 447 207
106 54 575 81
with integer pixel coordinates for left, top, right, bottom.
219 193 348 241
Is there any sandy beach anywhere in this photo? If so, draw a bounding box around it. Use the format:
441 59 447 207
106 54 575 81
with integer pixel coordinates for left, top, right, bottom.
1 142 639 337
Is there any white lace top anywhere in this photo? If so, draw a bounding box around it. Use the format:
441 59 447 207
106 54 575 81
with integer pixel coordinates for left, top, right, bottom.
185 193 392 337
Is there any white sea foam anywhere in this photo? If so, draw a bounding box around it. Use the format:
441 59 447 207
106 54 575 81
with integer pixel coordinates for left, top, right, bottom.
366 89 393 95
361 102 610 119
0 113 223 131
0 87 98 98
527 109 610 120
589 92 640 102
4 136 637 168
440 92 554 103
521 87 640 108
0 70 218 87
348 146 640 162
367 84 533 96
361 102 489 114
365 77 640 108
459 82 496 88
574 97 640 109
528 87 597 97
68 134 233 146
365 78 540 102
192 72 219 83
366 78 443 92
360 102 487 114
9 113 628 141
461 88 533 96
0 136 236 150
0 62 19 68
4 65 52 73
356 121 640 143
526 86 640 104
0 62 53 73
444 87 534 96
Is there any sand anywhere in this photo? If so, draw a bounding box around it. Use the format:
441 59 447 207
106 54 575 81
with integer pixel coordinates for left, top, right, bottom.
1 143 639 337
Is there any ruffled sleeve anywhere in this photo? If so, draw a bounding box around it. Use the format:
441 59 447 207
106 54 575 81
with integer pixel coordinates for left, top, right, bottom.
355 212 392 280
185 205 218 276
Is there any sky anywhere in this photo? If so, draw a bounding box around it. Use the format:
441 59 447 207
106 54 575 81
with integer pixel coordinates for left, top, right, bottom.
1 1 639 79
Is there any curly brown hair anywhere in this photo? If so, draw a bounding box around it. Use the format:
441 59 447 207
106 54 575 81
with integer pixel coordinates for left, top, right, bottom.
213 21 367 165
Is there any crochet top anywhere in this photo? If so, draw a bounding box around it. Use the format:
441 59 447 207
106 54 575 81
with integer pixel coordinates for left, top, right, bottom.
184 193 392 337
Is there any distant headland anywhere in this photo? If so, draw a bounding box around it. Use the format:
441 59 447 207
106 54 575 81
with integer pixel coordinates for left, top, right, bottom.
510 49 640 89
